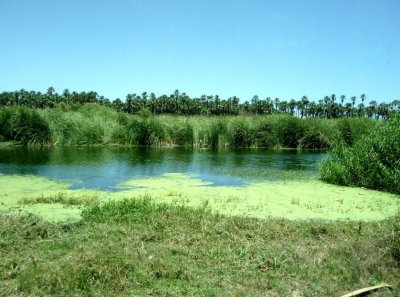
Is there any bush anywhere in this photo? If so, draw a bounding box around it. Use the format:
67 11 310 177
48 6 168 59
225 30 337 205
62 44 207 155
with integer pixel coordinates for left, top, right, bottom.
321 114 400 194
337 119 354 146
208 118 227 147
0 107 51 145
254 120 276 148
227 118 253 147
273 116 305 148
299 130 331 149
168 122 194 146
114 113 165 146
0 108 13 139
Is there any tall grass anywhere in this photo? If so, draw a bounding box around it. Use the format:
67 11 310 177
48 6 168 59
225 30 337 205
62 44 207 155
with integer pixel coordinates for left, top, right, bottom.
0 104 382 149
273 115 305 148
0 107 51 145
227 117 253 147
113 110 166 146
42 104 118 145
321 114 400 194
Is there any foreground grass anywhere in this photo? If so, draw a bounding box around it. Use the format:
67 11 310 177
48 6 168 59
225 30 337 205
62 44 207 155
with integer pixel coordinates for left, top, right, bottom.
1 199 399 296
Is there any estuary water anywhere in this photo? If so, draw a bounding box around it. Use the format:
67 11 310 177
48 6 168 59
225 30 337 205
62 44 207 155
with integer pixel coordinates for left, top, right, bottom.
0 147 325 191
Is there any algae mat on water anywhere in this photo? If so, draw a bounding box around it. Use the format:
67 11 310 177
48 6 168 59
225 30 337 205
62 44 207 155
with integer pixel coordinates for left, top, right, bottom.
0 174 100 222
1 173 399 222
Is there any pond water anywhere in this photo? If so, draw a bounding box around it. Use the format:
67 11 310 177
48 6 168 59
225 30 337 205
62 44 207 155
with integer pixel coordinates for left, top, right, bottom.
0 147 325 190
1 147 399 222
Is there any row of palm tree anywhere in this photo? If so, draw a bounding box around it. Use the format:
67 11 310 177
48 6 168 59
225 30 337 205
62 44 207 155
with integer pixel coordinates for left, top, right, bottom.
0 88 398 119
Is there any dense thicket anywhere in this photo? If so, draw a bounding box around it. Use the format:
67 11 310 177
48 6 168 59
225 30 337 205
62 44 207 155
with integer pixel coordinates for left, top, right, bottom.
321 114 400 194
0 107 51 145
0 104 379 148
1 87 398 119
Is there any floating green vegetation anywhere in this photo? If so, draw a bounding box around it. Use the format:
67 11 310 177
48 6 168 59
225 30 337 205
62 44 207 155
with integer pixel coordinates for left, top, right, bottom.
113 173 400 221
0 174 102 222
1 173 398 222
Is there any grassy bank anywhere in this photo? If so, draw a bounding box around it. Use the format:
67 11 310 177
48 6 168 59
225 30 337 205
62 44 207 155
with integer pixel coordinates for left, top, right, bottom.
0 104 379 148
1 199 399 296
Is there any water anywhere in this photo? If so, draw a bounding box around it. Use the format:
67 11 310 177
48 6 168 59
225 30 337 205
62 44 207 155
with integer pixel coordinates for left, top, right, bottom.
0 147 325 191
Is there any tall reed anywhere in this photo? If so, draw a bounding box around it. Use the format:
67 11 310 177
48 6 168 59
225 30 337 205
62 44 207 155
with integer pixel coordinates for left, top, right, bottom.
0 107 51 145
321 114 400 194
0 104 385 149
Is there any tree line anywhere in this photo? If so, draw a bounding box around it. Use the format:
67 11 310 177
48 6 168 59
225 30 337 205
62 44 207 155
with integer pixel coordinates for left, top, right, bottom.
0 87 398 119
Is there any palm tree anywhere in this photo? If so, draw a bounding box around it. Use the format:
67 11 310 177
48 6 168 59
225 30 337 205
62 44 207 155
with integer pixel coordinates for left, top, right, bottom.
288 99 296 116
377 102 389 119
300 96 309 118
125 94 134 114
369 101 378 118
274 97 280 112
339 95 346 117
345 103 353 117
360 94 366 104
390 99 399 111
351 96 356 107
251 95 259 115
357 103 365 117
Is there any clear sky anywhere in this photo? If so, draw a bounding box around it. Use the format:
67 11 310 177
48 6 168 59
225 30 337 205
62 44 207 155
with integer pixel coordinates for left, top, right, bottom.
1 0 399 103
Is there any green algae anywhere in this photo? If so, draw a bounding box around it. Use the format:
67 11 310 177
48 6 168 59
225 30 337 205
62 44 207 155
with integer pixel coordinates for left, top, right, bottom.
112 173 400 221
1 173 399 222
0 174 102 222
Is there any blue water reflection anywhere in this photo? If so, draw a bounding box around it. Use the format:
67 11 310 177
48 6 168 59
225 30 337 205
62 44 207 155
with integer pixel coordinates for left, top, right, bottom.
0 147 326 190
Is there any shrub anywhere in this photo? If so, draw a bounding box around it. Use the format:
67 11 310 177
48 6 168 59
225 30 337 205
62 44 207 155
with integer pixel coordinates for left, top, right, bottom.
0 108 13 140
227 118 253 147
0 107 51 145
337 119 354 146
115 113 165 146
321 114 400 194
254 120 276 148
299 130 331 149
208 118 227 147
168 122 194 146
273 116 305 148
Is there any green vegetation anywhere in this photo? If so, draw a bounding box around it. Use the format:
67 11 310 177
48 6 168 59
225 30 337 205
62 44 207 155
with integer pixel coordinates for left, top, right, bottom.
1 199 399 296
321 114 400 195
1 89 399 295
0 107 51 145
1 88 399 118
2 173 399 223
0 104 382 149
19 192 99 207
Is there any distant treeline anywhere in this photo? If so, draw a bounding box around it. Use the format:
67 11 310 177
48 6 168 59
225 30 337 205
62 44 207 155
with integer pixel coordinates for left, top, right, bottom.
0 88 399 119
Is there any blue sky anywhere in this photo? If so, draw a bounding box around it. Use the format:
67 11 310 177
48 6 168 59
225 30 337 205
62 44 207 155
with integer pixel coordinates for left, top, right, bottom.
1 0 399 103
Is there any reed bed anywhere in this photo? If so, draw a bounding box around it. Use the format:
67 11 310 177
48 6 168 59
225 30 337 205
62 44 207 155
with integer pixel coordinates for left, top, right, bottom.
0 104 380 149
321 114 400 194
